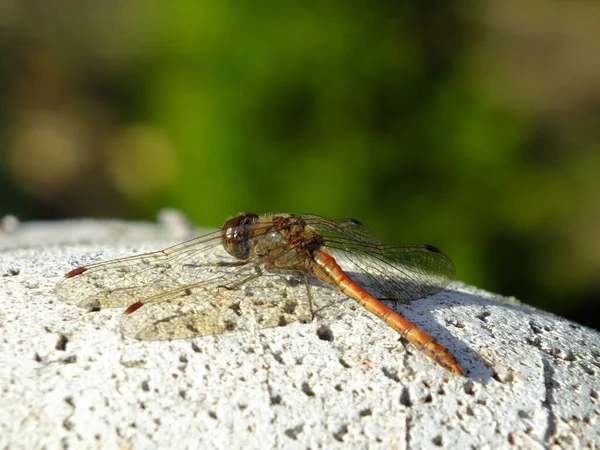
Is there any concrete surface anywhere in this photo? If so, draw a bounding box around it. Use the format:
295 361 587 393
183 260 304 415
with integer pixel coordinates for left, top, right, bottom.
0 211 599 449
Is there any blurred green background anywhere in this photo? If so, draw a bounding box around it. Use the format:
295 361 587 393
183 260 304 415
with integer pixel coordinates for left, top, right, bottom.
1 1 599 329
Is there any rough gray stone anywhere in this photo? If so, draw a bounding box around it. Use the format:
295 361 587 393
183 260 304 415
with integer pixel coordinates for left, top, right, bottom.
1 213 598 449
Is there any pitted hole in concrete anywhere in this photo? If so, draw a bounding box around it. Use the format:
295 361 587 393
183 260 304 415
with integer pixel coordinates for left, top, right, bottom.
464 380 477 396
565 351 578 362
179 355 188 363
518 410 532 419
64 397 75 408
238 403 248 410
529 320 543 334
208 411 218 420
270 394 282 405
316 325 334 342
423 393 433 404
33 353 42 362
359 408 372 417
339 358 351 369
382 367 400 383
334 384 343 392
301 382 315 397
55 334 69 351
179 390 187 400
400 387 412 407
476 311 491 322
63 418 74 431
437 386 447 396
590 390 599 403
580 363 596 376
191 342 201 353
121 359 145 369
271 351 285 364
432 435 443 447
333 424 349 442
141 380 150 392
492 369 516 384
285 276 302 288
445 318 466 329
284 424 304 440
61 355 77 364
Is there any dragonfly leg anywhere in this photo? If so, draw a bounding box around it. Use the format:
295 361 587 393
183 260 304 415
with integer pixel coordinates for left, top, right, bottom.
183 260 248 269
302 273 316 322
216 265 263 291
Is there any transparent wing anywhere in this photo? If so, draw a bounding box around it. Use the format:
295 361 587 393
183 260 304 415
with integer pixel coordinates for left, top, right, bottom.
55 229 227 310
303 215 455 301
55 218 313 341
55 221 274 310
120 270 312 340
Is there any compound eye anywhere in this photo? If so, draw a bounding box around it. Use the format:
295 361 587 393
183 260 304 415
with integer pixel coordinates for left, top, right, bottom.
222 213 259 232
221 213 259 259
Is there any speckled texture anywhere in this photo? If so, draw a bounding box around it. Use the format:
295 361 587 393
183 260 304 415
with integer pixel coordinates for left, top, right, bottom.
1 213 599 449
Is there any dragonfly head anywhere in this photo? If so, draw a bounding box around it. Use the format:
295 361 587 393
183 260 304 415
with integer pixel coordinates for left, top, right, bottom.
221 213 260 260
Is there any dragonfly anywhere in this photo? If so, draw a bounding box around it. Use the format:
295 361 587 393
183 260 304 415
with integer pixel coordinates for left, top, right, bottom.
55 213 463 375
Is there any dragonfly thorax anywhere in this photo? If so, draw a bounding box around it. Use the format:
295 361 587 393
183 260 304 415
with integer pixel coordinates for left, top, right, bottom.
245 215 326 270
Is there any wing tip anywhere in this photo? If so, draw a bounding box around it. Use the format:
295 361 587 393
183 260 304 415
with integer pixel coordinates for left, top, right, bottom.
65 267 88 278
424 244 442 254
124 301 144 314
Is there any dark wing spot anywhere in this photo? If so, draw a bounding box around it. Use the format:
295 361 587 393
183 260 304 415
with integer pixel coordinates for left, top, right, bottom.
125 302 144 314
424 245 442 253
65 267 88 278
349 218 363 226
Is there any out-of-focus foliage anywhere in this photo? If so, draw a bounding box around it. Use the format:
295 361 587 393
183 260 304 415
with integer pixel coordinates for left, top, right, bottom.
1 1 599 328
